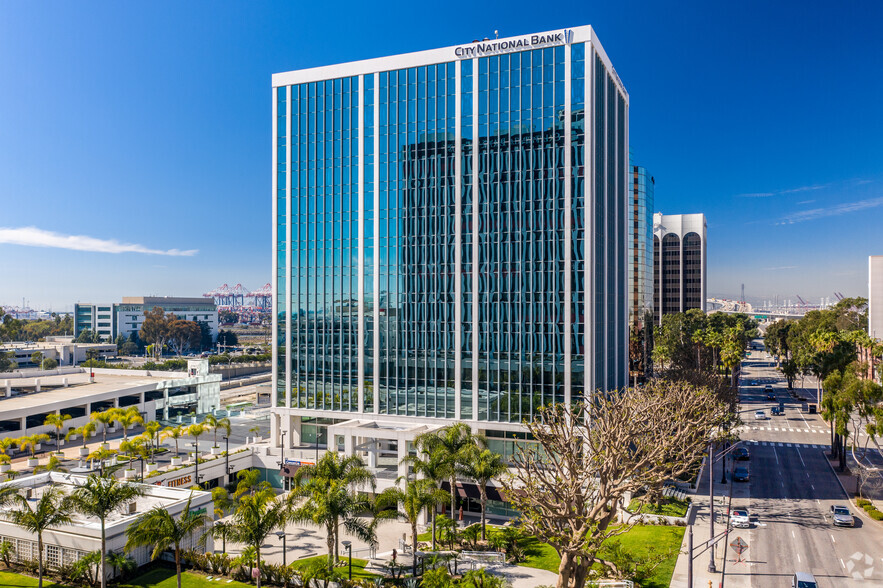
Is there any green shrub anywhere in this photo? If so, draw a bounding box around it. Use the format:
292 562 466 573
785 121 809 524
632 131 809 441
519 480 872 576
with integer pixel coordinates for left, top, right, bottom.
857 498 872 508
863 502 877 512
869 509 883 521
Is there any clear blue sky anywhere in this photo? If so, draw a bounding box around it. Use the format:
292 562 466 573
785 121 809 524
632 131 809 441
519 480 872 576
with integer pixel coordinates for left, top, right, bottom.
1 1 881 310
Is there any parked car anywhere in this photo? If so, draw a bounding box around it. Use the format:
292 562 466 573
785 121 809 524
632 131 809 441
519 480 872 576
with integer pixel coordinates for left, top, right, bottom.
831 505 855 527
771 406 782 416
730 508 750 528
733 467 749 482
764 384 773 391
754 410 766 420
734 447 750 461
792 572 818 588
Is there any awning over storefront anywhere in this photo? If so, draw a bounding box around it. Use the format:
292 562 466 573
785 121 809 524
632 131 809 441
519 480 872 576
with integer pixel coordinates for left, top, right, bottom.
441 481 506 502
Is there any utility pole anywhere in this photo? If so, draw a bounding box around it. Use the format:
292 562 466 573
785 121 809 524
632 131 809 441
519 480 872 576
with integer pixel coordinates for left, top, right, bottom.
708 442 717 573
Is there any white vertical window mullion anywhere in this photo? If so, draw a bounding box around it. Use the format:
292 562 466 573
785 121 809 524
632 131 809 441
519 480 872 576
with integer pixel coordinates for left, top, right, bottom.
454 60 462 418
357 74 366 413
373 72 380 414
471 57 479 422
563 44 572 407
285 85 293 409
271 87 279 409
584 47 594 400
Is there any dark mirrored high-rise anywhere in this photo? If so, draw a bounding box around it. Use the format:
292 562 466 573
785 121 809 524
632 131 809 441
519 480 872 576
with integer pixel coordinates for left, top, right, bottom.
271 26 628 453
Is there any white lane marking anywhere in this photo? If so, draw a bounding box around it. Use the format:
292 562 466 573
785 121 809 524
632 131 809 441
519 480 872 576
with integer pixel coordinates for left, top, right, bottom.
817 499 821 504
831 534 836 543
781 481 785 488
798 448 806 467
792 530 796 538
812 484 815 490
774 447 779 464
841 558 845 569
798 553 801 563
789 428 795 432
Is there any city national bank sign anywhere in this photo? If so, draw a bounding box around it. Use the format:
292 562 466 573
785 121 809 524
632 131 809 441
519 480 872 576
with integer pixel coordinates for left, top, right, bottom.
454 29 574 58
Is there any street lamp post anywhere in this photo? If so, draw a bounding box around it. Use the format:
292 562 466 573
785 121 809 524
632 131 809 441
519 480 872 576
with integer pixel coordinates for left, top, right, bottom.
192 442 199 488
708 442 716 573
223 435 230 486
342 540 352 580
139 455 145 483
275 531 287 568
687 524 693 588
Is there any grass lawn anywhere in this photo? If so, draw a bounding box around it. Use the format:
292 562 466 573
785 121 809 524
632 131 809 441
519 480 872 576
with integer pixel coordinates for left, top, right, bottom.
519 525 685 588
291 555 377 580
0 570 69 588
627 496 690 518
0 567 255 588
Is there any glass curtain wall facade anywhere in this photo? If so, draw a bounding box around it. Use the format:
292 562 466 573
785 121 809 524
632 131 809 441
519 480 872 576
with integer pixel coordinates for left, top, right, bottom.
628 153 653 379
272 26 628 435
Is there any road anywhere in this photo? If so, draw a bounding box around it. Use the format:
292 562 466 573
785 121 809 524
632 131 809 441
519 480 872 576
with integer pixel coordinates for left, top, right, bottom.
729 345 883 586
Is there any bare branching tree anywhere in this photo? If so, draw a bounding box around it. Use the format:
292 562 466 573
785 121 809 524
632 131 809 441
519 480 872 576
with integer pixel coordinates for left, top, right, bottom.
504 379 732 588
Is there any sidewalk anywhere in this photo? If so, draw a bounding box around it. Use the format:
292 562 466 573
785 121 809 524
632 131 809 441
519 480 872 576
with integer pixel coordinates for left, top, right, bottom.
669 461 751 588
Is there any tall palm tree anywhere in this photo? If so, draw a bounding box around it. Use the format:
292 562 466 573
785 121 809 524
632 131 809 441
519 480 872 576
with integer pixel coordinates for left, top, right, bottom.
116 407 143 443
378 476 447 572
202 414 232 450
43 413 72 453
162 425 185 458
461 447 508 539
68 475 145 588
226 489 288 588
414 422 480 518
125 493 211 588
289 452 377 568
91 410 119 445
143 421 162 461
402 445 449 549
5 486 74 588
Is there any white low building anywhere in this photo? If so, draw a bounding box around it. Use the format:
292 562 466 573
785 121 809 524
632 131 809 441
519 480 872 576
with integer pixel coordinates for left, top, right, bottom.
0 472 213 578
0 360 221 442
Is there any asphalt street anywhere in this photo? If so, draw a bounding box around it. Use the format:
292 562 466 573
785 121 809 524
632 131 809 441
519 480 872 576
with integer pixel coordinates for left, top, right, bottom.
729 346 883 587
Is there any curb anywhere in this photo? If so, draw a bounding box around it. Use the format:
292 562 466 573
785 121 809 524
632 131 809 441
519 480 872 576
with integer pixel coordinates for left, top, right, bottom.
819 450 877 525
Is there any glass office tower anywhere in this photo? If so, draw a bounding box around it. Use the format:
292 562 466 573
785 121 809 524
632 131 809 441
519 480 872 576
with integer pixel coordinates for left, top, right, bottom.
628 152 654 380
271 26 628 448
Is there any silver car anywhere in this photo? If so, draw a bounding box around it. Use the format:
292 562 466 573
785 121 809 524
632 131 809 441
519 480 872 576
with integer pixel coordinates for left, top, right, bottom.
831 505 855 527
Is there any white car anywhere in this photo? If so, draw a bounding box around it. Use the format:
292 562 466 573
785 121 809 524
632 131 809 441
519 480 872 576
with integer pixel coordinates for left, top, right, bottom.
754 410 766 420
730 508 750 528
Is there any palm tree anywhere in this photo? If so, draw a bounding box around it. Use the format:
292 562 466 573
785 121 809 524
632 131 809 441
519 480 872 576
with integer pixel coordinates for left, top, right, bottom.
19 433 51 462
378 476 447 573
187 423 207 462
233 468 272 499
226 489 288 588
125 493 210 588
0 437 17 465
69 421 97 453
402 445 449 549
91 410 119 445
43 413 72 453
116 407 143 443
143 421 162 462
5 486 73 588
68 475 145 588
162 425 185 458
414 422 480 518
461 447 508 540
33 454 67 473
211 519 234 553
203 414 231 450
104 552 135 582
289 452 377 568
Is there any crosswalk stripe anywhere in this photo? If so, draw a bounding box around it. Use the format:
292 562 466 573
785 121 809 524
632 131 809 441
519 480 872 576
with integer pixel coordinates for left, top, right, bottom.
778 442 784 447
786 443 792 447
762 442 768 446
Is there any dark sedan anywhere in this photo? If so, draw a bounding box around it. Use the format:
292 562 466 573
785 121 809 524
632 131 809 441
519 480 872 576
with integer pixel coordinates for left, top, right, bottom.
733 467 750 482
734 447 750 461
